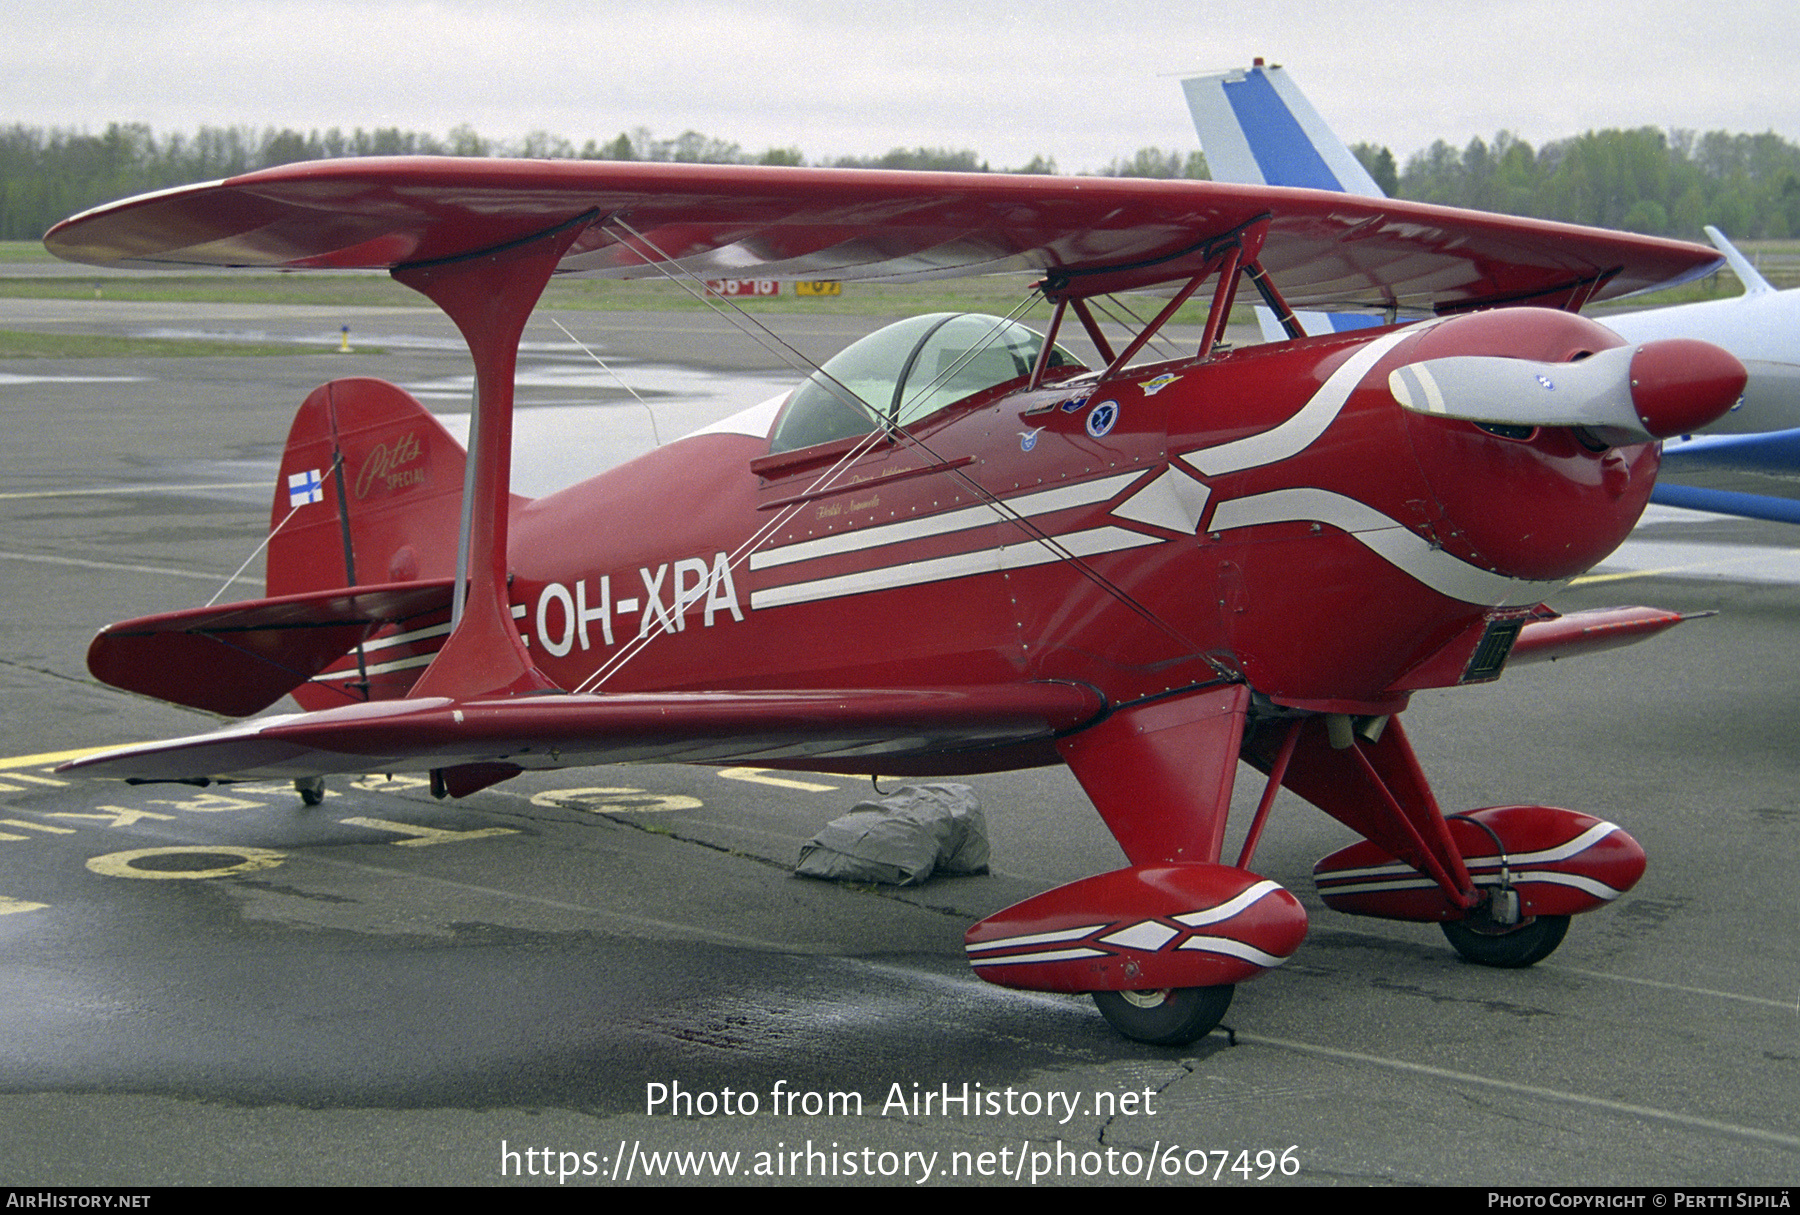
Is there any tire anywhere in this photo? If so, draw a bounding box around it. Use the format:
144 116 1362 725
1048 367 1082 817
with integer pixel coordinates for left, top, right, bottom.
1092 985 1234 1046
1441 914 1570 968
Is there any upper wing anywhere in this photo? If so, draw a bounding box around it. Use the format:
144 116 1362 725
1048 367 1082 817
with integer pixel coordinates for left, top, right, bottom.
47 158 1720 311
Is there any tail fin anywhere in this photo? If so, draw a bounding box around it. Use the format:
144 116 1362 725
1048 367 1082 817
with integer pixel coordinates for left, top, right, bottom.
269 378 467 597
270 377 502 709
86 379 472 717
1181 61 1386 196
1181 61 1389 341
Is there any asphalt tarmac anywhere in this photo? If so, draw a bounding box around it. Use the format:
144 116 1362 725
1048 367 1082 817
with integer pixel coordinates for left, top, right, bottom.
1 296 1797 1187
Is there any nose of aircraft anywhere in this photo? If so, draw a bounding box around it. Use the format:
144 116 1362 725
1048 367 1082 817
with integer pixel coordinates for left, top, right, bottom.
1626 338 1747 439
1388 337 1746 446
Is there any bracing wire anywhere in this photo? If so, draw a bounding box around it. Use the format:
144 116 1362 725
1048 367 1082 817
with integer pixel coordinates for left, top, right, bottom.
566 217 1228 691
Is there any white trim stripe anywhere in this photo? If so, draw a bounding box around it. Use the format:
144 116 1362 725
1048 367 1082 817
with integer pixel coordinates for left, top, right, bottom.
967 947 1108 966
1317 822 1622 882
1177 935 1291 968
1172 879 1285 927
1207 487 1565 607
751 525 1162 610
967 922 1110 953
751 470 1144 571
1320 870 1629 902
310 605 529 683
1099 921 1180 951
1182 324 1426 476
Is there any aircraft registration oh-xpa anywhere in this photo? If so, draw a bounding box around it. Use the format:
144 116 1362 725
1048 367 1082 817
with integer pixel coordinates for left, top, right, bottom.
46 159 1746 1045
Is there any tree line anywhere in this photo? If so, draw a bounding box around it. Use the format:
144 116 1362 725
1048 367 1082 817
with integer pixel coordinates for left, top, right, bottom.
6 118 1796 243
1353 127 1800 240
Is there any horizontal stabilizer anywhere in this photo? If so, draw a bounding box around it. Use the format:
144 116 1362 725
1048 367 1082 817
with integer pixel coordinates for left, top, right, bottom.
58 682 1108 786
87 579 454 717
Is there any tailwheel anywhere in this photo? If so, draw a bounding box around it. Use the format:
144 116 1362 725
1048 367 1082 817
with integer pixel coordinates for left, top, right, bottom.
294 776 325 807
1092 985 1234 1046
1440 914 1570 968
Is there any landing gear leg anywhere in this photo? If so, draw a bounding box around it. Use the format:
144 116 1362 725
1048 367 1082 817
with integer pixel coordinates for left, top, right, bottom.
1092 985 1235 1046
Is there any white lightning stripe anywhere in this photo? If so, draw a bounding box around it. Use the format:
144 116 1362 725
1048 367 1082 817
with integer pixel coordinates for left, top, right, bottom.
1483 871 1627 900
1177 936 1291 967
1098 921 1180 951
1171 879 1285 927
1207 487 1564 607
1318 822 1622 882
312 652 435 681
967 947 1109 966
750 470 1144 571
357 621 452 655
1315 876 1441 894
1319 870 1626 901
1182 324 1426 476
311 606 530 682
751 526 1162 610
1469 822 1619 868
967 923 1110 953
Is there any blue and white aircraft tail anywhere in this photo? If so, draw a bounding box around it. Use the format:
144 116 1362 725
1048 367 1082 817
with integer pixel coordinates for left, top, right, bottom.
1183 58 1800 522
1182 61 1387 341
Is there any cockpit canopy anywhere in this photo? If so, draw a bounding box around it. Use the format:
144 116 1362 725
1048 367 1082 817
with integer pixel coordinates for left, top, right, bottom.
768 313 1083 454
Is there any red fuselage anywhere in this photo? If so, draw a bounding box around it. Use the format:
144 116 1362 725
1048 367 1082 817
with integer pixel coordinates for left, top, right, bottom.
500 308 1655 728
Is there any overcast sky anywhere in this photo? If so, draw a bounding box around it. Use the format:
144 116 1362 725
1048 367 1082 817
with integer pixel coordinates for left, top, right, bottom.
9 1 1798 173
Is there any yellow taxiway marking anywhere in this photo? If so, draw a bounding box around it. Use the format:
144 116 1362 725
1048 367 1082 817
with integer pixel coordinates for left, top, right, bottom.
1571 551 1774 587
0 818 76 836
0 896 48 915
86 846 287 880
0 745 136 771
338 817 519 847
717 767 839 792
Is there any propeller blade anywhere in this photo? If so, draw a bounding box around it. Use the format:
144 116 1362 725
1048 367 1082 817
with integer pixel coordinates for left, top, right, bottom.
1389 338 1744 445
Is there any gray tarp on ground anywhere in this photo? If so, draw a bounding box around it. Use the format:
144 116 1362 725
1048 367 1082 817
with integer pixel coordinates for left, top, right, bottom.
795 783 989 886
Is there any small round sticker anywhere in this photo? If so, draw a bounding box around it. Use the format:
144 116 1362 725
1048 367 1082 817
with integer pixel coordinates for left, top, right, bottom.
1086 399 1120 438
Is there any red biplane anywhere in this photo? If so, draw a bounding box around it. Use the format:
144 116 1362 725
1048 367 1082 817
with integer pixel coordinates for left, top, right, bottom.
46 160 1745 1044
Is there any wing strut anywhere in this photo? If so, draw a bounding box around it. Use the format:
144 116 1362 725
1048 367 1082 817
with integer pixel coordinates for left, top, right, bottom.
390 210 597 701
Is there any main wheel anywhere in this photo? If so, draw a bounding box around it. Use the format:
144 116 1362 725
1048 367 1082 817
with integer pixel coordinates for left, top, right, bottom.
1092 985 1234 1046
1441 914 1570 968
